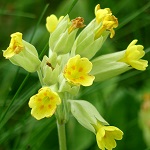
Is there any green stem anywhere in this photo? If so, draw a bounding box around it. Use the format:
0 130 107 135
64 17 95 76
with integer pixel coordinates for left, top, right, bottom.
57 120 67 150
0 73 30 125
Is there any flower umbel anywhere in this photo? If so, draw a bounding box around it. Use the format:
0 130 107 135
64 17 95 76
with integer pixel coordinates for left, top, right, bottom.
64 55 95 86
3 32 24 59
29 87 61 120
119 39 148 70
95 123 123 150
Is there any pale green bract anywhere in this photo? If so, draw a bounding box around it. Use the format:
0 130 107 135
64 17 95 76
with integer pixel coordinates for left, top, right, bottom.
69 100 109 133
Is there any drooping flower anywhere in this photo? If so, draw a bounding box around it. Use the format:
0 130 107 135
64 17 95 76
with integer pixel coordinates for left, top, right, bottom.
46 14 64 33
95 123 123 150
64 55 95 86
3 32 24 59
119 39 148 70
28 87 61 120
3 32 41 72
94 4 118 39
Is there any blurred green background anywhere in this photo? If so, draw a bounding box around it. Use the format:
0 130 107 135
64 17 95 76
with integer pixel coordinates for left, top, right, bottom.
0 0 150 150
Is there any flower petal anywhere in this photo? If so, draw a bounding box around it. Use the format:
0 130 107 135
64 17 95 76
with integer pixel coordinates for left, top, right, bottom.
127 39 138 49
104 136 116 149
129 60 148 71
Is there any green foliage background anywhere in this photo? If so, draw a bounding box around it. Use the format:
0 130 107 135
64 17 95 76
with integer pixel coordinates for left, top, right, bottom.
0 0 150 149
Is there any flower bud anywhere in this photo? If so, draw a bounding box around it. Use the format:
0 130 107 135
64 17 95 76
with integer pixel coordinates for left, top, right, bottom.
46 14 64 33
40 55 60 86
49 15 81 55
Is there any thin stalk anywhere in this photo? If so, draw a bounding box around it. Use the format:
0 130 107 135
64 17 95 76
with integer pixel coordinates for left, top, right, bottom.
66 0 78 14
57 120 67 150
29 4 49 43
0 73 30 124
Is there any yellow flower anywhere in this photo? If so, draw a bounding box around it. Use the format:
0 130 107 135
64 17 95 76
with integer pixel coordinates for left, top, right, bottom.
96 123 123 150
3 32 41 72
95 4 112 23
46 14 64 33
3 32 24 59
64 55 95 86
94 4 118 39
119 40 148 70
29 87 61 120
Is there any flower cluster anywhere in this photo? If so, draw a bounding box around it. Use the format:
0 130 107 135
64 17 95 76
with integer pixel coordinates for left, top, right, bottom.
3 3 148 150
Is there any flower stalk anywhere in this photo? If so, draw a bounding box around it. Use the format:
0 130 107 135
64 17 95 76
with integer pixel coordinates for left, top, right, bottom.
57 120 67 150
56 95 69 150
